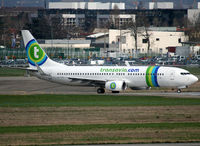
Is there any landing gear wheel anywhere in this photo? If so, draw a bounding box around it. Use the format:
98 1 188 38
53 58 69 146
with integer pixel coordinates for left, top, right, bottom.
177 89 181 93
97 88 105 94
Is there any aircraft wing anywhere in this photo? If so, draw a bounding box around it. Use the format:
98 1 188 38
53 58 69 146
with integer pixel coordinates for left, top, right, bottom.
68 77 106 86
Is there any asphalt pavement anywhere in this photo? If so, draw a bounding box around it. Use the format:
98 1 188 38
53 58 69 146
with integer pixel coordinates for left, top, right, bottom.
0 77 200 97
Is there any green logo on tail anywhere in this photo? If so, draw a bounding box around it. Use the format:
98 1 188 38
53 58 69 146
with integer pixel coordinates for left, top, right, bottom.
26 39 48 66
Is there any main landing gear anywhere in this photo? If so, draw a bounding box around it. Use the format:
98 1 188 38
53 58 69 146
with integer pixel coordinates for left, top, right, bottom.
97 88 105 94
177 89 182 93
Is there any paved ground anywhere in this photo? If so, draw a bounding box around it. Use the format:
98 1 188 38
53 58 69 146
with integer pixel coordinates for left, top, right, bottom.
0 77 200 97
69 144 200 146
0 77 96 95
70 144 200 146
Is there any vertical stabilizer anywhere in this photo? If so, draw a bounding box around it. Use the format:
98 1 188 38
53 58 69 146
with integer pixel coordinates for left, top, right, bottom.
21 30 57 68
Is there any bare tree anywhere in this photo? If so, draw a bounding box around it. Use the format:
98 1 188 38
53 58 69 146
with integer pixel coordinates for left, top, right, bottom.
127 14 153 57
141 27 152 56
127 18 140 57
140 16 152 56
152 17 161 27
0 17 4 45
186 15 200 42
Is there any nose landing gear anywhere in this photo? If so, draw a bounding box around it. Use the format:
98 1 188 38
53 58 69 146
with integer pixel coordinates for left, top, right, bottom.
97 88 105 94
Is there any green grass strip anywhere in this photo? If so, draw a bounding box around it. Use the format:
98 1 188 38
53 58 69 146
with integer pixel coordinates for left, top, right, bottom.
1 94 200 107
0 122 200 134
0 68 25 76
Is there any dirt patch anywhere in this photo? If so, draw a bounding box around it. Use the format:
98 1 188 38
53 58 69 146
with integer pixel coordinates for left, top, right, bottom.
0 106 200 126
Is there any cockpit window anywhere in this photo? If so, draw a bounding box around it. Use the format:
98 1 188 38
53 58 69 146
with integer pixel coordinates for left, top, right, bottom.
180 72 190 75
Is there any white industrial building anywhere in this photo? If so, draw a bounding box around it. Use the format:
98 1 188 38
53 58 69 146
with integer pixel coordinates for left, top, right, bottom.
109 28 188 56
62 14 85 27
48 2 125 10
97 14 136 28
198 2 200 9
149 2 174 9
61 13 135 28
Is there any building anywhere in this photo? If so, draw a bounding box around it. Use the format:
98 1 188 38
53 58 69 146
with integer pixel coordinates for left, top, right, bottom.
62 14 85 27
188 9 200 25
48 2 125 10
109 27 188 56
61 13 135 28
38 9 187 30
149 2 174 9
39 39 91 49
198 2 200 9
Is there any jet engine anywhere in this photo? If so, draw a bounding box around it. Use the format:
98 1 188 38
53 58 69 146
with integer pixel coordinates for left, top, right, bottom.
105 81 127 91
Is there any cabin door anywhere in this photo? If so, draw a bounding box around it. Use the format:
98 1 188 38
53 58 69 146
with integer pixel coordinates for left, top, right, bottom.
169 70 175 80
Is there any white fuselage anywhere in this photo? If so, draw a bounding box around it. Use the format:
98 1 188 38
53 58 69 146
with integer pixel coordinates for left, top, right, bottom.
31 64 198 89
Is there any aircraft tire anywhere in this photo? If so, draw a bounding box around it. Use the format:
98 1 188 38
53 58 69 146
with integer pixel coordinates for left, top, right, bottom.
177 89 181 93
97 88 105 94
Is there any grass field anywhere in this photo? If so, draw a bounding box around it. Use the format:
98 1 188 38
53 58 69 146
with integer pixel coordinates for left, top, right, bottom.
1 94 200 107
0 94 200 145
0 67 25 76
1 122 200 134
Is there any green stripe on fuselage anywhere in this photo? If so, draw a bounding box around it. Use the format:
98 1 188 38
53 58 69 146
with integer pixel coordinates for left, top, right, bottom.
146 66 151 87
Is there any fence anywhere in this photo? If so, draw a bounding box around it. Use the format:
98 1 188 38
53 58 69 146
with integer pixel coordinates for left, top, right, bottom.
0 47 101 60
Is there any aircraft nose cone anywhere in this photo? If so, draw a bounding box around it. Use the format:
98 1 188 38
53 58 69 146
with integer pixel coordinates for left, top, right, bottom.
191 75 198 84
187 75 198 85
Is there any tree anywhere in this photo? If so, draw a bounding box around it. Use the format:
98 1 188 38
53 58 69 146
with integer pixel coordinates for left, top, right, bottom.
152 17 161 27
24 17 51 39
127 18 140 57
0 17 4 45
140 16 152 56
186 15 200 42
127 14 153 57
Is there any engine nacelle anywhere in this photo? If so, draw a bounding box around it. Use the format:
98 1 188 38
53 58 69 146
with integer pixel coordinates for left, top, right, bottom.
105 81 127 91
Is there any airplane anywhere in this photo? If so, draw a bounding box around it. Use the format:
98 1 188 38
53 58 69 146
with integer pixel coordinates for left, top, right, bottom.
21 30 198 94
